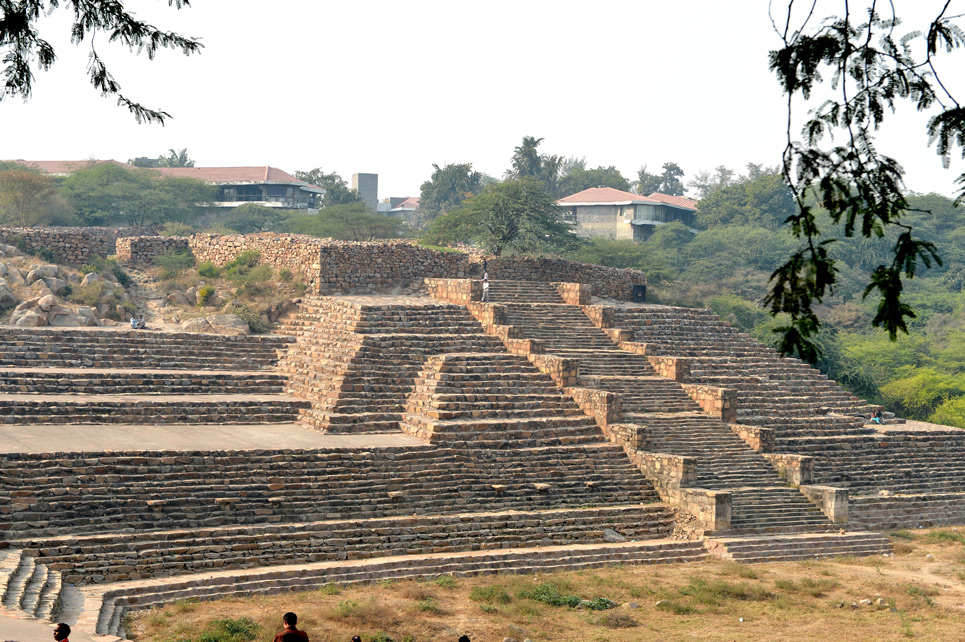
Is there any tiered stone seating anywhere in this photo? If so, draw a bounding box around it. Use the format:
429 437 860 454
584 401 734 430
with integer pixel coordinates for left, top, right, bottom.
706 531 891 563
0 328 306 425
403 353 604 447
277 297 505 432
611 302 965 528
497 302 836 535
81 540 710 637
612 305 874 438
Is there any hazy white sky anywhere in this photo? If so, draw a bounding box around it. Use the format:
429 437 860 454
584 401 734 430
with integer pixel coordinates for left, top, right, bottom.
2 1 962 200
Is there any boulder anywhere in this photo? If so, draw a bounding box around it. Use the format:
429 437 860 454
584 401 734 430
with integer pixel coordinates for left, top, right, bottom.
180 317 213 333
14 297 40 313
25 264 60 285
13 310 45 327
47 306 81 327
206 314 250 335
28 280 53 298
43 277 69 296
0 280 18 310
67 272 82 284
5 267 24 286
37 295 58 312
81 273 101 286
0 244 20 256
75 306 98 327
0 263 8 277
165 291 191 306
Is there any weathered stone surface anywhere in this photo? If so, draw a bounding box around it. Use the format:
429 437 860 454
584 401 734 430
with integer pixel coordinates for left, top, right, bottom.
0 279 19 309
25 264 60 285
47 306 81 327
206 314 250 336
180 317 212 333
166 291 191 306
43 277 69 296
13 310 45 326
75 306 98 326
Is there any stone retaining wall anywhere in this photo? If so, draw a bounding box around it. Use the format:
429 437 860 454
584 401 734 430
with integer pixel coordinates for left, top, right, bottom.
0 227 153 265
484 256 645 300
116 236 191 264
188 233 323 289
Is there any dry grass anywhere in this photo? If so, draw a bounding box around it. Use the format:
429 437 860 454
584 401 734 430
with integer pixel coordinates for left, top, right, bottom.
126 528 965 642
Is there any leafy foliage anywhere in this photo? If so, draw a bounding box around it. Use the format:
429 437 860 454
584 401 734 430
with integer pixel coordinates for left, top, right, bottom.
504 136 564 197
557 164 630 196
158 148 195 168
279 203 408 241
0 167 58 227
424 177 581 256
419 162 482 218
636 162 685 196
765 3 965 361
293 168 361 206
0 0 202 123
60 163 214 226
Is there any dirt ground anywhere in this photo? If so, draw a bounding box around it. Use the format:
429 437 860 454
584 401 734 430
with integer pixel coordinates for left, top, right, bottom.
125 527 965 642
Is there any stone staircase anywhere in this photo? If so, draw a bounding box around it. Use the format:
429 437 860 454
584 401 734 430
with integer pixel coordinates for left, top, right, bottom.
494 300 836 535
609 302 965 528
402 352 604 447
484 280 565 303
706 531 892 563
0 549 61 620
277 297 506 432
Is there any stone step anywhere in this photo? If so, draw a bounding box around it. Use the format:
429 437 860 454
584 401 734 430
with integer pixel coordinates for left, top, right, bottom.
706 531 892 563
80 539 709 636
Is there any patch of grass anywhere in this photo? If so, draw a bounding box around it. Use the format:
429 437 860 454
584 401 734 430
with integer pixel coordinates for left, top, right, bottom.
430 575 456 589
379 578 398 588
656 599 696 615
680 577 773 605
416 597 439 613
317 583 341 595
333 600 360 618
774 577 839 597
719 562 759 579
518 583 582 608
279 268 293 282
906 585 937 607
593 611 638 629
925 529 965 544
478 604 498 614
890 530 916 540
469 584 511 604
197 617 260 642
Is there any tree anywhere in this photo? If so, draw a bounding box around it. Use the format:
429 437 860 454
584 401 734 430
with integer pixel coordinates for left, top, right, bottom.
0 168 55 227
425 177 581 256
280 203 408 242
558 165 631 197
60 163 213 226
635 162 686 196
766 2 965 362
696 170 796 229
505 136 563 197
158 148 195 168
419 162 482 217
688 165 738 199
294 168 361 207
0 0 203 124
216 203 282 233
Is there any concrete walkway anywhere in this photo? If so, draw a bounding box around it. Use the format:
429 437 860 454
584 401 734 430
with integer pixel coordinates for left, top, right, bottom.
0 424 424 454
0 608 95 642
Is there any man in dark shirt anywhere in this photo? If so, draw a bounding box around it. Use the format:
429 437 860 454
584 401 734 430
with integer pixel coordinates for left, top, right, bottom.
272 612 309 642
53 623 70 642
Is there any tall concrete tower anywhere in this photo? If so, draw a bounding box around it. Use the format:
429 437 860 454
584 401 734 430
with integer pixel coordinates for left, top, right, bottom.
352 173 378 211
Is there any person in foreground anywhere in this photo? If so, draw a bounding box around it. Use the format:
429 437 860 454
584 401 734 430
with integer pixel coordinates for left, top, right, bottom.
272 612 309 642
53 623 70 642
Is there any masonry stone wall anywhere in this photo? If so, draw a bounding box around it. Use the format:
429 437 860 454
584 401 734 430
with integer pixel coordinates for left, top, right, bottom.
116 236 191 264
0 227 150 265
484 256 646 300
188 233 324 289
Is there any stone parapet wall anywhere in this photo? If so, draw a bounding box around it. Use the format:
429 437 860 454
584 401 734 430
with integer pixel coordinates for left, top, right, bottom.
189 233 324 290
0 227 149 265
681 384 737 423
116 236 191 264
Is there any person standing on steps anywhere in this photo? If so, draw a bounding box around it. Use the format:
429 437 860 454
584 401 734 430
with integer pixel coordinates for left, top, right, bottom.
53 623 70 642
482 277 490 302
273 612 309 642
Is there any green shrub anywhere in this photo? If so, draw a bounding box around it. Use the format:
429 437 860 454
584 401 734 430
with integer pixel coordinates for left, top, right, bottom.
416 597 439 612
196 617 260 642
221 300 270 334
279 268 293 282
154 249 196 280
83 255 132 287
225 249 261 272
582 597 618 611
518 583 581 607
679 578 773 605
430 575 457 589
197 285 215 307
197 261 222 278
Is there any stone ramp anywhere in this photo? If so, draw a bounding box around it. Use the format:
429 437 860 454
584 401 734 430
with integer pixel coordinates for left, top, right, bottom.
76 539 709 636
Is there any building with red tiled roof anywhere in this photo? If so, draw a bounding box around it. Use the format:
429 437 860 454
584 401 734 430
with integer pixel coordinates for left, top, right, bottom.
556 187 697 241
8 161 324 210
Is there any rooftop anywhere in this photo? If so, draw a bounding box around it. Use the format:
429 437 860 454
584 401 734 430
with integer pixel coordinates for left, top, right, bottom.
556 187 657 206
